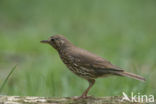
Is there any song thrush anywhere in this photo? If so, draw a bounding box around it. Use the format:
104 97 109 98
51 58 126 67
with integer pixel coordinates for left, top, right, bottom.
41 35 145 98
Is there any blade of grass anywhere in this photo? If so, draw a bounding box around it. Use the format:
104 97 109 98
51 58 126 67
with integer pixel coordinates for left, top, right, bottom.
0 65 17 93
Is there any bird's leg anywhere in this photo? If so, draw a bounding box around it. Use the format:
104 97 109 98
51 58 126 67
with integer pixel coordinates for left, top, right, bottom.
79 79 95 98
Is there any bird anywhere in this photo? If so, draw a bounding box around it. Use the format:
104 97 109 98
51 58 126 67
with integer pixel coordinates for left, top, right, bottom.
40 34 145 99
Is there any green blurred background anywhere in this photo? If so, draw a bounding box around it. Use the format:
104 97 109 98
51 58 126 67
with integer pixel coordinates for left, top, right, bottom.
0 0 156 97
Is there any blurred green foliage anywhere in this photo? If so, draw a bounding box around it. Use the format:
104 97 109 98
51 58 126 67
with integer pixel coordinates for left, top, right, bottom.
0 0 156 97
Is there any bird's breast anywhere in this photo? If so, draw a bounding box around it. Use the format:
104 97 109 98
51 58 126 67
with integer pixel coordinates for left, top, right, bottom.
58 51 96 79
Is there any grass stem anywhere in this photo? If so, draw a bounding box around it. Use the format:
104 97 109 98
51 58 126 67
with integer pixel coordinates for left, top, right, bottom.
0 65 17 93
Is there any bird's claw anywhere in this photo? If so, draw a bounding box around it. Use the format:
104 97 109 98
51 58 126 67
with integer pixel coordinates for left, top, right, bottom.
73 95 93 100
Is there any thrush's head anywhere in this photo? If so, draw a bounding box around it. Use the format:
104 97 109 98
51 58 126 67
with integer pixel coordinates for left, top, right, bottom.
40 35 72 50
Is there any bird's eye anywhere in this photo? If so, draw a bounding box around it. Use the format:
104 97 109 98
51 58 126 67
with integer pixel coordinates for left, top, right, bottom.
51 38 55 42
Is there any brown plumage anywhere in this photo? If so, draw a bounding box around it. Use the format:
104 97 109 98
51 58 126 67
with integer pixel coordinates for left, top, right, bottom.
41 35 145 98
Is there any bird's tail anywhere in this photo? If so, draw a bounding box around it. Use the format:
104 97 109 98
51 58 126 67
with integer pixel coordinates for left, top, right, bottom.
117 71 145 82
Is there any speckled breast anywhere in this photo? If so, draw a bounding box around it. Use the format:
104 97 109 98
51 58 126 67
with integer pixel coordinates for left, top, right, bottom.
59 52 96 79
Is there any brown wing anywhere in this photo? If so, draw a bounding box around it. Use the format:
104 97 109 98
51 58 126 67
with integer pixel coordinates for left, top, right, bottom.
68 47 123 72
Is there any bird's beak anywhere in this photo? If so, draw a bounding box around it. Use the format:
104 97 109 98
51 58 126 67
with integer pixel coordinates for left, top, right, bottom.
40 40 50 44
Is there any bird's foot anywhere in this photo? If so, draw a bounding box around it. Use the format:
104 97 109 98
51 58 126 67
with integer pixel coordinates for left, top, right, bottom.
73 95 94 100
